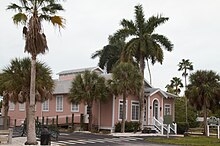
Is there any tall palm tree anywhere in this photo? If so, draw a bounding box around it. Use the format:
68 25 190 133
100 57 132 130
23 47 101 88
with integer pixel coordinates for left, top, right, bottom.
0 58 54 144
108 63 142 132
178 59 193 123
185 70 220 136
111 4 173 128
68 71 109 131
91 36 126 73
165 84 175 95
7 1 64 144
170 77 183 95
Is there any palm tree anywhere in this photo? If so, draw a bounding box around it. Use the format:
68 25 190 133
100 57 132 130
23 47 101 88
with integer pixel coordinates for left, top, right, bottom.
170 77 183 95
165 84 175 95
68 71 109 131
185 70 220 136
7 1 64 144
108 63 142 132
111 4 173 128
178 59 193 123
0 58 54 144
91 36 126 73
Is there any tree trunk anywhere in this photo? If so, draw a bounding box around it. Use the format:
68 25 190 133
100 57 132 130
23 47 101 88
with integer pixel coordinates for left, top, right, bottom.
121 92 127 133
88 103 93 131
146 59 152 85
139 55 145 130
2 94 9 130
203 104 208 136
184 74 188 124
25 58 37 145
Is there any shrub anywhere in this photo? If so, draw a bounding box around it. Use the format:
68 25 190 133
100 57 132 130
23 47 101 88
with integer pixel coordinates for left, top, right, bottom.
114 121 140 132
177 122 189 134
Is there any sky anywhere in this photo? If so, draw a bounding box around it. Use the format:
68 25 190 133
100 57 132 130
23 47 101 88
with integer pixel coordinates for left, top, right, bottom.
0 0 220 93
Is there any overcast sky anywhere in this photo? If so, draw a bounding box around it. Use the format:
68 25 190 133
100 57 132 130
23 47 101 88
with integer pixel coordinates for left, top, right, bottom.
0 0 220 93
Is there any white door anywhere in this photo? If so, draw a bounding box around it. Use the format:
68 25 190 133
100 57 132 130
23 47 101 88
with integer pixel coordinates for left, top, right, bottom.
153 100 159 120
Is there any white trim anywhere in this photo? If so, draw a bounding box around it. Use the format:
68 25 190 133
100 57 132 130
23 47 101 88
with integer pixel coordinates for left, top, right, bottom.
19 103 25 111
71 103 79 112
150 89 168 98
112 95 115 129
118 99 128 121
56 95 63 112
148 96 150 125
42 99 49 112
99 126 114 130
131 100 139 121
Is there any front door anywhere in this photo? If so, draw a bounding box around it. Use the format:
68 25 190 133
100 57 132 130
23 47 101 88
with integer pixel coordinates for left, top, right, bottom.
153 100 159 120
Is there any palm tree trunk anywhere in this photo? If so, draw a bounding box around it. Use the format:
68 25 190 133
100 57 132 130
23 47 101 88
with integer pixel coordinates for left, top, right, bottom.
146 59 152 85
26 58 37 145
203 104 208 136
88 103 93 131
121 92 127 133
139 56 145 130
2 95 9 130
184 74 188 124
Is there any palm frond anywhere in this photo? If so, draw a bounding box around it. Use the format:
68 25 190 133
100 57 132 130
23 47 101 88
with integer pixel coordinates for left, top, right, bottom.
12 13 27 25
151 34 173 51
50 15 65 28
7 3 22 12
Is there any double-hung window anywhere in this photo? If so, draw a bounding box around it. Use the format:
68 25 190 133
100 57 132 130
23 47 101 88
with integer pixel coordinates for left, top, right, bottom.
56 96 63 112
118 100 127 120
9 101 15 111
164 104 171 115
131 101 139 121
19 103 25 111
42 99 49 111
71 103 79 112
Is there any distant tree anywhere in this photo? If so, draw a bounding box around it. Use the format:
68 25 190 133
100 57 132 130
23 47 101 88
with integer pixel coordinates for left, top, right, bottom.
68 71 109 131
165 84 175 94
108 63 142 132
178 59 193 123
185 70 220 136
170 77 183 95
111 4 173 128
7 0 64 144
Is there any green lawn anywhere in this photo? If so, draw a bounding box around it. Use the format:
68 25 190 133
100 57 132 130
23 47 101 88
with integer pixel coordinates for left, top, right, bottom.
145 136 220 146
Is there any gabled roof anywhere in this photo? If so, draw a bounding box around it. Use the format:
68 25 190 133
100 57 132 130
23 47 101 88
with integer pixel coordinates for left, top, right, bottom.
53 79 72 94
57 66 104 75
144 88 177 98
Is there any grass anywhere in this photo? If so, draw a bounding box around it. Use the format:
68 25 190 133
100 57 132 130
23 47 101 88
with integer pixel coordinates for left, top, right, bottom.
145 136 220 146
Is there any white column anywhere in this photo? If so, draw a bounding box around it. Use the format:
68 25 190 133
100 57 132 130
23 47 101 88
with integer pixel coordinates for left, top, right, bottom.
207 125 210 136
111 95 115 132
218 126 220 139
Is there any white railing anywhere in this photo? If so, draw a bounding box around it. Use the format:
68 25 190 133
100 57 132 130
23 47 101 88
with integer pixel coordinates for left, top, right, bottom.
153 117 163 134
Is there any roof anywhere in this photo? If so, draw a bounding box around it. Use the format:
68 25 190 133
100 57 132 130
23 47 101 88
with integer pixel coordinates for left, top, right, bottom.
53 79 72 94
144 88 177 98
57 66 104 75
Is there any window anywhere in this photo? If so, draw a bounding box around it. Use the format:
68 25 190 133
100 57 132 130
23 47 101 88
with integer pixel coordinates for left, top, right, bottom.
164 104 171 115
131 101 139 121
42 100 49 111
56 96 63 112
71 103 79 112
19 103 25 111
119 100 127 120
9 101 15 111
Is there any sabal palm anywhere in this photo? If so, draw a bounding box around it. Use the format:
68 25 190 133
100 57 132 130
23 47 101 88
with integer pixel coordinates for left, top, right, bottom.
68 71 108 131
7 0 64 144
185 70 220 136
112 4 173 128
178 59 193 123
109 63 142 132
170 77 183 95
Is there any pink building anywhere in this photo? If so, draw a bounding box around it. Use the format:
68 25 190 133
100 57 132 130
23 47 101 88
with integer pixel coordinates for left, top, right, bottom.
8 67 177 134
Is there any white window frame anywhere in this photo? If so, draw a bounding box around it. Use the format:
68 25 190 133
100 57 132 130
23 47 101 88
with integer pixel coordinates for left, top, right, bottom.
131 101 139 121
19 103 25 111
118 99 128 120
9 101 15 111
71 103 79 112
164 104 171 115
42 99 49 112
56 95 63 112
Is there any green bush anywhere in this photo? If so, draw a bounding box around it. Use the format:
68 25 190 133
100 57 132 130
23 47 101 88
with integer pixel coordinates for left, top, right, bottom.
114 121 140 132
177 122 189 134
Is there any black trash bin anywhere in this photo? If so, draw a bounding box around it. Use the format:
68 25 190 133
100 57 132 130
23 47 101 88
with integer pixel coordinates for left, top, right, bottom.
40 126 51 145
